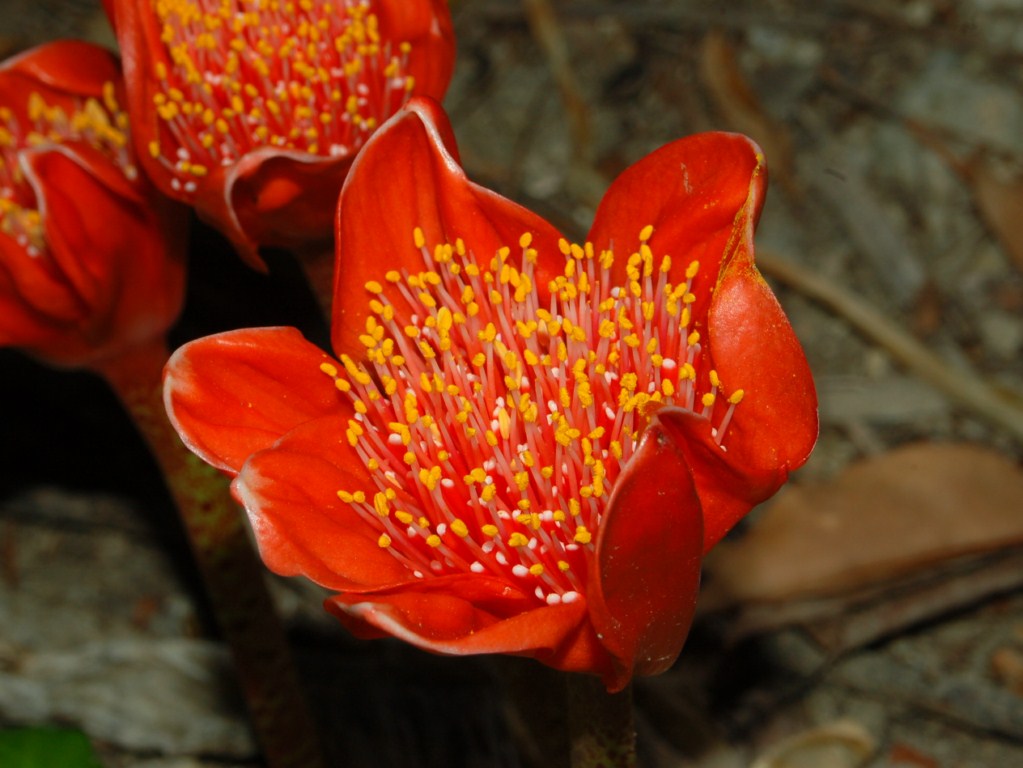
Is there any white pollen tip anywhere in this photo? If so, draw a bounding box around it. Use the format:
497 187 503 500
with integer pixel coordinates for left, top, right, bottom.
470 561 485 573
512 564 529 577
546 593 562 605
562 591 581 604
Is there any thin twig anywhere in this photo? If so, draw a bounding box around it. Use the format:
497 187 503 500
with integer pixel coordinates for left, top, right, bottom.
757 251 1023 444
522 0 593 165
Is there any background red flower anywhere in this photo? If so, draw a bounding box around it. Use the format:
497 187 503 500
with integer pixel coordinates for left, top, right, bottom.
106 0 455 267
0 40 185 368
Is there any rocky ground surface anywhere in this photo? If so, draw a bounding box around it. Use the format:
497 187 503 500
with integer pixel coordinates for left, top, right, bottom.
3 1 1023 766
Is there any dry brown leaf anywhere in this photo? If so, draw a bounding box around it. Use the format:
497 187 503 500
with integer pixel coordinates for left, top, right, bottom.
964 158 1023 273
703 442 1023 608
698 30 796 195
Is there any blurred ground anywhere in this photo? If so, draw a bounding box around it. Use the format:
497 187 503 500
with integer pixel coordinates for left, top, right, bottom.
2 1 1023 766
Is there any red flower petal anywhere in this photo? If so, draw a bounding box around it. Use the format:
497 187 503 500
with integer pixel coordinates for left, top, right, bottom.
376 0 456 104
163 328 344 475
0 231 83 347
191 148 355 270
2 40 117 99
701 232 818 548
332 97 565 357
28 147 184 359
586 132 763 298
325 576 613 677
587 414 703 690
232 414 417 591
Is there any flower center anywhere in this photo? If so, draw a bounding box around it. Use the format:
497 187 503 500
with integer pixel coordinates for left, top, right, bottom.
148 0 415 195
0 85 134 257
318 227 743 604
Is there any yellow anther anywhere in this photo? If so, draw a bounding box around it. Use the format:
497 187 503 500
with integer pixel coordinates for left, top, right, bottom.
377 534 391 548
573 526 592 545
639 224 654 242
481 524 499 537
450 519 469 538
418 466 442 490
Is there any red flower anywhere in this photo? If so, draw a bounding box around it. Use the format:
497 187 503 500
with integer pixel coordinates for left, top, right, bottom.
106 0 455 268
164 98 818 690
0 41 185 368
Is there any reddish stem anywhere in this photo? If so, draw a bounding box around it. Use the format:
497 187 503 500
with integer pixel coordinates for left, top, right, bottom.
95 340 325 768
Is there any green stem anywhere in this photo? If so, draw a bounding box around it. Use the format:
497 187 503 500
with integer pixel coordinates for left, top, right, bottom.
95 340 325 768
567 674 637 768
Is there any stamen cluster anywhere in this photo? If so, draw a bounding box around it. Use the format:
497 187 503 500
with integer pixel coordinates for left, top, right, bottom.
318 227 743 605
149 0 415 195
0 85 134 256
